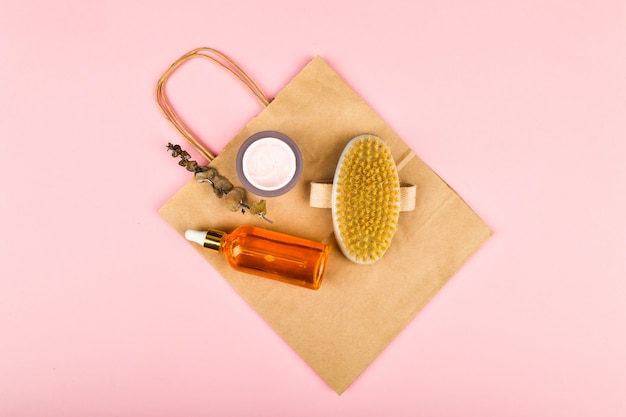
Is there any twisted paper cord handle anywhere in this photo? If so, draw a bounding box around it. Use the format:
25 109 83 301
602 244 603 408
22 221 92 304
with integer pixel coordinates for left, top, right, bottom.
156 47 270 161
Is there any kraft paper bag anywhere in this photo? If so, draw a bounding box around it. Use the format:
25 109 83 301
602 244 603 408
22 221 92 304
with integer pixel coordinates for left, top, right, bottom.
158 49 492 394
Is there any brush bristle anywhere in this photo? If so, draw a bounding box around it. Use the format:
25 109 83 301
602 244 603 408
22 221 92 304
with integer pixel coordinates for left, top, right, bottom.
332 135 400 264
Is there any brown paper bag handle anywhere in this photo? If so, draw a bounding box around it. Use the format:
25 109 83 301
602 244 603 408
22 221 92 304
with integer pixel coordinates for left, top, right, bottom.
156 47 271 161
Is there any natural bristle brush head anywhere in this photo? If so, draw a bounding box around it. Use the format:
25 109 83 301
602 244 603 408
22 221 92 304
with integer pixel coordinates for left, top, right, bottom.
331 134 401 264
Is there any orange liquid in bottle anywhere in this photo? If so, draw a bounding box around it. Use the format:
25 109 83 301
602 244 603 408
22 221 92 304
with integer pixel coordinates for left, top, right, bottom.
189 226 330 290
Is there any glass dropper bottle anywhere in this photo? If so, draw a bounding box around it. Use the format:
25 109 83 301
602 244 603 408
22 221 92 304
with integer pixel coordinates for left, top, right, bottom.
185 225 330 290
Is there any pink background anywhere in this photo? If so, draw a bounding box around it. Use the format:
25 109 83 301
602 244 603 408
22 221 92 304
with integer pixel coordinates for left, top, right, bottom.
1 1 625 416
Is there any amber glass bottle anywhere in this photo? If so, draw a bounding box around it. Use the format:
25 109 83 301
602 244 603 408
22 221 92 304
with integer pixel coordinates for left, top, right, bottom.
185 226 330 290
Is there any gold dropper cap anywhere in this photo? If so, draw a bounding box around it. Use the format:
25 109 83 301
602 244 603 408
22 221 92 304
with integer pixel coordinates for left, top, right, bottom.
185 229 225 252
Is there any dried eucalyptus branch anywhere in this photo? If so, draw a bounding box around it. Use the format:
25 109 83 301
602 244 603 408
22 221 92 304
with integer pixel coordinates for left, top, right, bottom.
166 143 272 223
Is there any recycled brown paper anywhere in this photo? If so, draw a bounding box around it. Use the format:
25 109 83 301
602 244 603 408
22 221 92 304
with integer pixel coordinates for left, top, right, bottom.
159 56 492 394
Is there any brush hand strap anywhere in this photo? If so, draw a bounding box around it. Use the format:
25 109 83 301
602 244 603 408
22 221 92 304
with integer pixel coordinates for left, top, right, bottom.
309 181 416 211
309 148 417 211
156 47 270 161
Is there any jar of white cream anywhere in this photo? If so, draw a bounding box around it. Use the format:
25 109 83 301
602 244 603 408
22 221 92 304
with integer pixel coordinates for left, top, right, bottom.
236 131 303 197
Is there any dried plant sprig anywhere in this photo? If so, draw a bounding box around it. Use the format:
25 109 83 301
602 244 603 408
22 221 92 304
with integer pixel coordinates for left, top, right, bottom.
167 143 272 223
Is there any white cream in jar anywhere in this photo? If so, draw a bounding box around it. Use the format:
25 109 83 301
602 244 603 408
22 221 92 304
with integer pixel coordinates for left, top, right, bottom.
236 131 303 197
